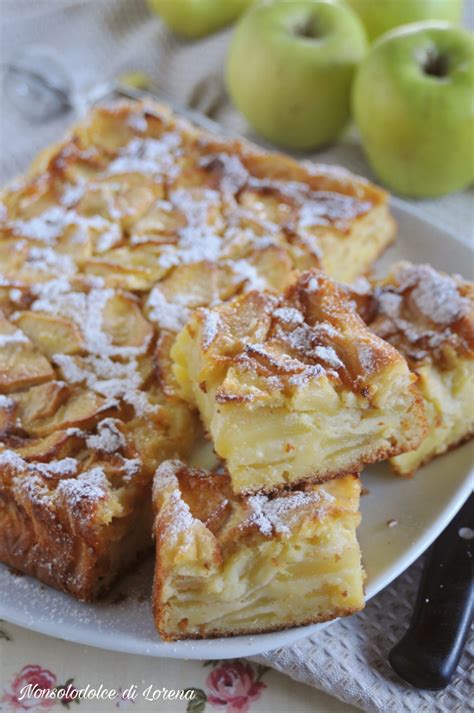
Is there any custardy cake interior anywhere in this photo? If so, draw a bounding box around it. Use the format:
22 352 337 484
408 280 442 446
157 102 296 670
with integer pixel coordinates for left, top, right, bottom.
152 460 364 640
172 270 427 495
0 98 396 600
356 262 474 476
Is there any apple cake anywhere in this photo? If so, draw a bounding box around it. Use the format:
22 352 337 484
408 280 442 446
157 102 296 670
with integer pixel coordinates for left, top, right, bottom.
0 98 396 600
0 98 395 604
152 459 364 640
357 262 474 475
172 269 427 495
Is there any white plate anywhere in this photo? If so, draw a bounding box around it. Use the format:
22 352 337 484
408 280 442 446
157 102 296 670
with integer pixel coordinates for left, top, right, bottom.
0 201 472 660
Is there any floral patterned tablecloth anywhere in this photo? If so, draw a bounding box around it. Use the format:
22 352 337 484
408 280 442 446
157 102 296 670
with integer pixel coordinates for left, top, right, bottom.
0 622 357 713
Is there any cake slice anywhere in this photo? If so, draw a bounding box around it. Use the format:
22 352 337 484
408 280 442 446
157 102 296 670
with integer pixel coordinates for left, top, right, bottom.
0 435 154 600
0 381 196 601
172 270 426 495
152 460 364 640
357 262 474 475
0 276 197 600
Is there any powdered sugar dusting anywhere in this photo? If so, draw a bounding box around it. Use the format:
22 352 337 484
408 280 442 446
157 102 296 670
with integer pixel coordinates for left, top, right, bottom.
247 488 335 536
198 152 249 194
313 346 343 369
0 448 78 479
53 354 156 416
405 264 469 325
288 363 325 386
230 260 267 291
31 282 134 357
127 111 147 133
57 466 109 508
274 321 343 372
247 495 273 536
107 133 181 177
298 192 371 230
357 344 376 373
33 458 78 478
86 418 126 453
147 286 190 333
30 278 154 416
273 307 305 325
158 188 222 268
9 206 122 258
24 246 77 276
0 329 29 346
164 491 196 544
201 310 221 350
0 449 28 470
10 206 68 244
372 263 472 361
153 459 182 498
121 458 141 480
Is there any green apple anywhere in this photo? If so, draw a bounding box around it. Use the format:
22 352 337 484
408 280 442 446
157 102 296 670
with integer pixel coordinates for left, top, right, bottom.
148 0 255 39
345 0 463 42
226 0 367 150
353 22 474 197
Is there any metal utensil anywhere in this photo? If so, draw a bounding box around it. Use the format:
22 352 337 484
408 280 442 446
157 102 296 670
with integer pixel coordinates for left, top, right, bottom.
2 45 226 122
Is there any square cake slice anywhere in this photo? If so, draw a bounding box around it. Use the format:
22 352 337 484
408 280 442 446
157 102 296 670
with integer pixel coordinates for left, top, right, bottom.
358 262 474 475
172 270 427 494
0 440 153 600
152 460 364 640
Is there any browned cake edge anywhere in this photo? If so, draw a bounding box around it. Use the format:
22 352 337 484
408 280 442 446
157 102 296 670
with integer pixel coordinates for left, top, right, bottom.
0 481 153 600
154 607 363 643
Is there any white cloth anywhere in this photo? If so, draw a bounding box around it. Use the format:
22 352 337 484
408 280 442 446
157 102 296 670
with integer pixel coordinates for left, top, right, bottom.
253 559 473 713
0 3 473 712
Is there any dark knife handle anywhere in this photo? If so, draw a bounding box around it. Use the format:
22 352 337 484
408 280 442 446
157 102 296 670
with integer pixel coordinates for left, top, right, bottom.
389 494 473 690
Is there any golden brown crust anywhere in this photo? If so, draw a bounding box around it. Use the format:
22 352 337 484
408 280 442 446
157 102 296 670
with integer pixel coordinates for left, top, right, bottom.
157 606 363 643
188 270 409 398
0 431 159 599
0 487 153 601
153 460 361 540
